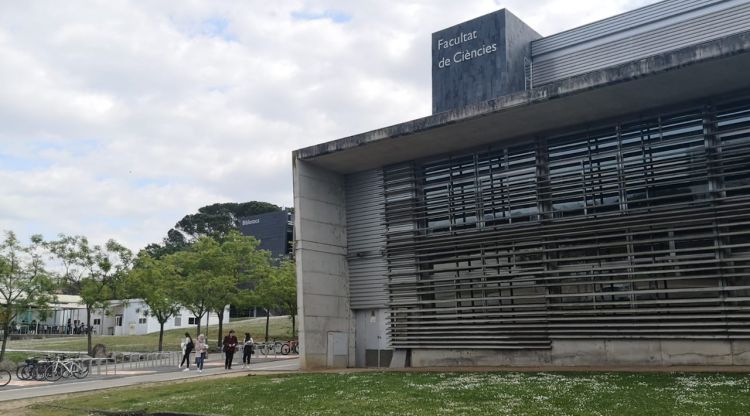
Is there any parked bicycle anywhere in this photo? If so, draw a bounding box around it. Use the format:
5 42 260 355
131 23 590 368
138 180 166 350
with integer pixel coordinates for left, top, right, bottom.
280 340 299 355
45 355 89 381
17 356 54 381
0 369 10 387
16 354 89 382
257 339 299 355
259 340 283 355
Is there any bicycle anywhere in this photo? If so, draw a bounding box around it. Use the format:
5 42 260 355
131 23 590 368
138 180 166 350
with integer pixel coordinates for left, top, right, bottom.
45 355 89 381
279 340 299 355
0 369 10 387
17 356 54 381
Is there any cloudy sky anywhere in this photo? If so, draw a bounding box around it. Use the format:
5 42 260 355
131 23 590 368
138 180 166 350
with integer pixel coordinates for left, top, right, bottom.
0 0 658 251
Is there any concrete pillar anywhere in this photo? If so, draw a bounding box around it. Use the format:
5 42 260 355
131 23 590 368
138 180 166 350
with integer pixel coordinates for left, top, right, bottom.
293 159 352 369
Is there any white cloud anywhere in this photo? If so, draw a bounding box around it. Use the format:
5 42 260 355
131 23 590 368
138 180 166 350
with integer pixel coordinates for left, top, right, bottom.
0 0 659 251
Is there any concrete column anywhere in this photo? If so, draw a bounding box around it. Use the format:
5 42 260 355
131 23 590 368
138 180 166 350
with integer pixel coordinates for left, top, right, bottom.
293 158 352 369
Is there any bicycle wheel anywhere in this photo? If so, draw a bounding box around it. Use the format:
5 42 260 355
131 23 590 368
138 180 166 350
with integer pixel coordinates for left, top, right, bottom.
72 362 89 379
32 365 46 381
45 364 62 382
273 342 283 354
16 364 28 380
0 369 10 387
280 344 290 355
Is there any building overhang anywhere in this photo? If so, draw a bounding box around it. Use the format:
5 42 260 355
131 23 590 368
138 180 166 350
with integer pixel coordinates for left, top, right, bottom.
294 31 750 174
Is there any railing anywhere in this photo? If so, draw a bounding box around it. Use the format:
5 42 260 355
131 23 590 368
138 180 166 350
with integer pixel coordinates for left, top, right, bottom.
57 351 182 377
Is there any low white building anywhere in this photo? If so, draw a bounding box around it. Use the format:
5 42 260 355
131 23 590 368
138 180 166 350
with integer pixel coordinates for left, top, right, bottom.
16 295 230 336
11 294 87 335
90 299 230 336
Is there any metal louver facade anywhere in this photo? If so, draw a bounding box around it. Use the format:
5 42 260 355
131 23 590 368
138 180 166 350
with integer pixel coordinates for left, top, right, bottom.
383 95 750 350
531 0 750 86
293 0 750 369
346 169 389 309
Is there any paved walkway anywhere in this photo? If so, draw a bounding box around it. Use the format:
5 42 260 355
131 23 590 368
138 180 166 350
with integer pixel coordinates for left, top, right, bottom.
0 356 299 402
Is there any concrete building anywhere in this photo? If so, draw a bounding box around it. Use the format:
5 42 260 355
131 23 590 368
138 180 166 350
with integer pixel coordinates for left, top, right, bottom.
293 0 750 368
238 210 294 258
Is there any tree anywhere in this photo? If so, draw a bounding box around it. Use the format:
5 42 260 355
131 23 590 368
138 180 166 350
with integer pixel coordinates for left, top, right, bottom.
0 231 54 361
146 201 282 258
143 229 188 259
271 260 298 337
126 252 181 352
170 237 220 337
209 231 271 347
252 259 297 341
46 235 133 355
175 202 281 240
249 275 278 343
171 232 271 345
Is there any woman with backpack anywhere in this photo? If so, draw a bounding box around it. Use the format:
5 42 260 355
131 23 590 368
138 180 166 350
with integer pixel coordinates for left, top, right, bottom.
179 332 194 371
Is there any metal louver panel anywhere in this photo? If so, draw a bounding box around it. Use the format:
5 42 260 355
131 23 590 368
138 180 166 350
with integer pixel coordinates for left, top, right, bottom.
346 169 388 309
531 0 750 86
532 0 727 56
384 93 750 350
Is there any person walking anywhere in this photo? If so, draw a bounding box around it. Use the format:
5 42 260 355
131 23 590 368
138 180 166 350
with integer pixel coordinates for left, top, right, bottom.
195 334 208 373
222 329 238 370
242 332 254 369
179 332 194 371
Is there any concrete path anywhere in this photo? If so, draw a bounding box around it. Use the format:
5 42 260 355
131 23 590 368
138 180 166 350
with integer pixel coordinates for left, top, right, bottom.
0 357 299 402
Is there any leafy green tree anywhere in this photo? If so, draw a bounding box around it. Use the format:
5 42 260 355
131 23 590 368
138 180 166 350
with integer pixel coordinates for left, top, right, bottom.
249 275 278 343
170 237 220 337
252 260 297 341
126 252 181 352
271 260 298 336
0 231 55 361
143 229 188 259
46 235 133 355
175 201 281 240
209 231 271 347
146 201 282 258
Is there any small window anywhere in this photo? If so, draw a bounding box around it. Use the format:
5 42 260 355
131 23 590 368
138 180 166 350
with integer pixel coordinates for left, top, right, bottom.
93 318 101 325
138 318 147 324
115 315 123 327
174 315 182 326
188 317 196 325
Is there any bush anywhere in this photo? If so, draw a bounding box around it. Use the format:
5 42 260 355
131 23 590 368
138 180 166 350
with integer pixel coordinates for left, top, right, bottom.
0 360 15 371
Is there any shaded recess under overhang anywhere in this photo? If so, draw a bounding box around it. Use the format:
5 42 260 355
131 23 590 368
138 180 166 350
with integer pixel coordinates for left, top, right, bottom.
294 31 750 174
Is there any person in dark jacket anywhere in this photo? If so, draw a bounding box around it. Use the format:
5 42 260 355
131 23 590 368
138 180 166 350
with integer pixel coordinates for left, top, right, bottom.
179 332 194 371
242 332 254 369
222 329 238 370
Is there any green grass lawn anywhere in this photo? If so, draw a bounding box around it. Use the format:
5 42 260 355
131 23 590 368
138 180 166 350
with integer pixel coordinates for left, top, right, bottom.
30 371 750 416
6 316 294 355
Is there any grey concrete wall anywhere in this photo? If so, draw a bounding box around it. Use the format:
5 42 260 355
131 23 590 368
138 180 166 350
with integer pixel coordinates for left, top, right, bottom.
293 159 353 369
411 340 750 367
431 9 541 114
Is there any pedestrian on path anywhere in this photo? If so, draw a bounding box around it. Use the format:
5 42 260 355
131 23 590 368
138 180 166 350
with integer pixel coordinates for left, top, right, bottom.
179 332 194 371
222 329 238 370
196 334 208 373
242 332 254 369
